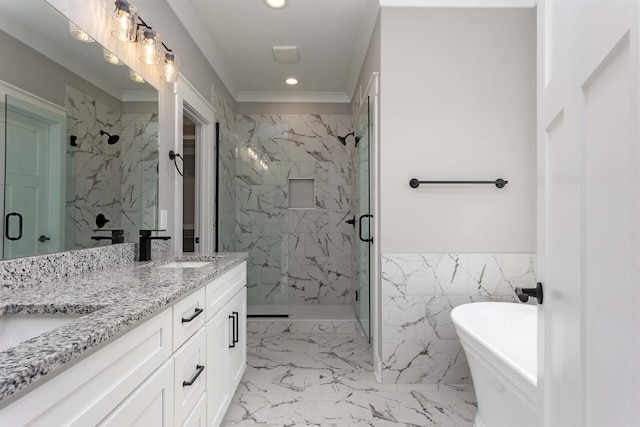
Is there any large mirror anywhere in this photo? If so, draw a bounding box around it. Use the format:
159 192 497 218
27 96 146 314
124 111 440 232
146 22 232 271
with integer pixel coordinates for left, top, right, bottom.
0 0 159 259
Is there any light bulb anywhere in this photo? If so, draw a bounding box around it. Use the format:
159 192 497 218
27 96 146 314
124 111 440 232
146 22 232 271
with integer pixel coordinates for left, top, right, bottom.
129 69 145 83
138 28 161 65
163 52 178 83
69 22 94 43
112 0 137 42
103 48 122 65
285 77 298 85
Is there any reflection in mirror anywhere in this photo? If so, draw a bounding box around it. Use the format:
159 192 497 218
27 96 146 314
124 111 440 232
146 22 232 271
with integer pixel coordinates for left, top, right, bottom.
0 0 159 259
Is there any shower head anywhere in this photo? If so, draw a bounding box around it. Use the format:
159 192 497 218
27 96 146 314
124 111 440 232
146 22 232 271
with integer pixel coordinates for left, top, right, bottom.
99 130 120 145
337 132 354 146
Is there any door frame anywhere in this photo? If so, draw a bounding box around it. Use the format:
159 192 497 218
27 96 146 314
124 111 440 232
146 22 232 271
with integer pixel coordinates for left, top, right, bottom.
175 75 216 253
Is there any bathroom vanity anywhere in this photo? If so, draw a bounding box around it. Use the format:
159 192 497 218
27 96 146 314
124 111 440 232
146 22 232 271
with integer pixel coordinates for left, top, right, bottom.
0 250 247 427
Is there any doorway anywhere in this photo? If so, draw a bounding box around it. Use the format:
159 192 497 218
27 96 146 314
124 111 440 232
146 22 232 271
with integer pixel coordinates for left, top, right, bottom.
182 115 197 252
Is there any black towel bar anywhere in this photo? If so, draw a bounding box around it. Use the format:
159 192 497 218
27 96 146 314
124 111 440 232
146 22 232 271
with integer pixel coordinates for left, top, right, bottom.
409 178 508 189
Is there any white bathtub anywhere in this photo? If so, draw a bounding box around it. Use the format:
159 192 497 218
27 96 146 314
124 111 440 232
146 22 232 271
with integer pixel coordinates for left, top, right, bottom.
451 302 537 427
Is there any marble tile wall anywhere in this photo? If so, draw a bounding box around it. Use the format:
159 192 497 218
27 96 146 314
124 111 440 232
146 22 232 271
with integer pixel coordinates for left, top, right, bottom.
233 114 354 306
381 252 536 384
65 85 122 250
65 85 158 249
120 113 159 241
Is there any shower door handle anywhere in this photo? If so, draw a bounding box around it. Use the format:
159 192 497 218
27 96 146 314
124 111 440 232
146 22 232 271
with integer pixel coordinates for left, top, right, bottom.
358 214 373 243
5 212 22 241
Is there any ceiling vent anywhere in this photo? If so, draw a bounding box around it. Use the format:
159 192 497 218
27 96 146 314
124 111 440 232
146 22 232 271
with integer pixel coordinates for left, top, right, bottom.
272 46 299 63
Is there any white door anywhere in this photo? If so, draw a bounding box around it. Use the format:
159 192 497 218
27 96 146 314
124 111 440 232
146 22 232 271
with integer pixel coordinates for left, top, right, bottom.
4 101 52 258
538 1 640 426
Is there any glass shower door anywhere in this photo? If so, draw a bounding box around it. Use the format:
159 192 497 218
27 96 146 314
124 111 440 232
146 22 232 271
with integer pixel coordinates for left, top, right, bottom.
355 96 371 340
3 95 65 259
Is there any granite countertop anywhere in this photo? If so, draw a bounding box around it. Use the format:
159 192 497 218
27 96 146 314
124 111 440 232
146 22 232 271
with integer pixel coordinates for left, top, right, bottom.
0 252 248 403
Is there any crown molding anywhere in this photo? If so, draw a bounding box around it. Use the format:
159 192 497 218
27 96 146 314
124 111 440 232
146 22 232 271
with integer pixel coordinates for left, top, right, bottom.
236 91 351 104
121 90 159 103
379 0 536 7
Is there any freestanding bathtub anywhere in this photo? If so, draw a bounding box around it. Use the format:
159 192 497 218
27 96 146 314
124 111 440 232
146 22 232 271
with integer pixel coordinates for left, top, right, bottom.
451 302 537 427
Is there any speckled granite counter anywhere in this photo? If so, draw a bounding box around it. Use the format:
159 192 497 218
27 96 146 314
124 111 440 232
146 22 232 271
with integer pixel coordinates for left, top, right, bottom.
0 252 248 403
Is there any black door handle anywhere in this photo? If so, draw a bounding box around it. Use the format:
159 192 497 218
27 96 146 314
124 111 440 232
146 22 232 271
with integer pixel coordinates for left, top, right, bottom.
5 212 22 241
229 314 236 348
345 215 356 228
232 311 239 345
358 214 373 243
38 235 51 243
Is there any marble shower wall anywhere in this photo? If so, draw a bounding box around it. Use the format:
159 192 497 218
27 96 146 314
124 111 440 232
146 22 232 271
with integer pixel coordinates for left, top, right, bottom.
65 85 122 249
381 252 536 384
65 85 158 248
120 113 159 241
233 114 354 306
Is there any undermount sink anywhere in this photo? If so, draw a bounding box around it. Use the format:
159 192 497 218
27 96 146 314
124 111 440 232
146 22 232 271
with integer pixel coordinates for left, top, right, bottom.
0 314 81 352
159 261 212 269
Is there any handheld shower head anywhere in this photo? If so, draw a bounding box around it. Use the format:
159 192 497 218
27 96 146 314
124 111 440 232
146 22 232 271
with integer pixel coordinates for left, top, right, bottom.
100 130 120 145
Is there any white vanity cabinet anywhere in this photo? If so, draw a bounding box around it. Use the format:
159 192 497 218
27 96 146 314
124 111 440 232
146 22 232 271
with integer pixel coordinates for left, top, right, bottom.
206 286 247 427
0 261 247 427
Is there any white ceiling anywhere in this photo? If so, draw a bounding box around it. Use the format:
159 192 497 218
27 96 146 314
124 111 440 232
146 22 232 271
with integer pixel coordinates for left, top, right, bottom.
166 0 380 103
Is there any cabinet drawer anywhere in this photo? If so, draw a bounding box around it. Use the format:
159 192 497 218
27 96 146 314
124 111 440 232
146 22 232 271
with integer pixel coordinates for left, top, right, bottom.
174 328 206 426
98 359 174 427
182 393 206 427
173 287 206 351
205 262 246 321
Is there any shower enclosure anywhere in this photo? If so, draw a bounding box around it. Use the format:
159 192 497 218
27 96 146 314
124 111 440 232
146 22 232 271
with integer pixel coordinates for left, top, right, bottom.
354 95 373 340
218 120 289 317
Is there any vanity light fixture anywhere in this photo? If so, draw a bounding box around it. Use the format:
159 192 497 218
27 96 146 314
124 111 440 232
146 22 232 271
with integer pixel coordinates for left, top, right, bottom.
129 69 145 83
103 48 122 65
69 22 94 42
264 0 288 9
138 27 161 65
285 77 298 85
108 1 179 85
112 0 138 42
162 51 179 83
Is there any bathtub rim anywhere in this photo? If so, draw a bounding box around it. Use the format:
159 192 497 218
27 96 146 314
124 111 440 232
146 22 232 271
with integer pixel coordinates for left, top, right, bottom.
451 302 537 388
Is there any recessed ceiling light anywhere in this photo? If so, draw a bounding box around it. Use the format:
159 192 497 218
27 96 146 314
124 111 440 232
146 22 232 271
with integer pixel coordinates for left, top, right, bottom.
264 0 288 9
285 78 298 85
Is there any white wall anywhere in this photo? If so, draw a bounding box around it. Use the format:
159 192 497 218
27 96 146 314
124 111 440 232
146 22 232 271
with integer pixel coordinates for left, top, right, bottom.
380 7 536 253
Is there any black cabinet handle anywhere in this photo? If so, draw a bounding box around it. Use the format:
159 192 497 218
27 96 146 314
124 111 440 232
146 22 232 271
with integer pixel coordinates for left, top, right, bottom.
38 235 51 243
229 314 236 348
358 214 373 243
181 307 203 323
232 311 239 345
182 365 205 387
5 212 22 241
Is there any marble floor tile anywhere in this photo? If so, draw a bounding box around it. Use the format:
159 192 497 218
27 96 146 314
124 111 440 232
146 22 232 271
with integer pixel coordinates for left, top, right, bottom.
221 331 477 427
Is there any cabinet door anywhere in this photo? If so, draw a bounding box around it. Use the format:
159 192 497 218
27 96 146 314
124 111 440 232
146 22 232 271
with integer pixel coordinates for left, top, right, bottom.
98 359 174 427
206 307 231 427
228 287 247 390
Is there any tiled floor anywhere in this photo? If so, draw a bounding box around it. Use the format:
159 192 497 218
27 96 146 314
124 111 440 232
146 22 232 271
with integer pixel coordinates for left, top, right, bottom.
221 326 477 427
